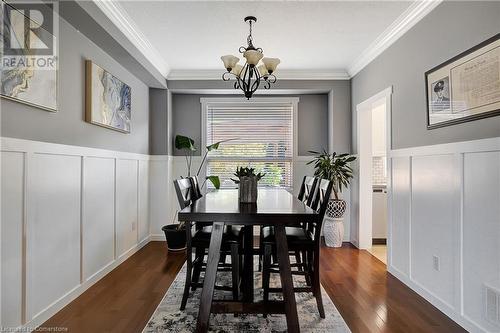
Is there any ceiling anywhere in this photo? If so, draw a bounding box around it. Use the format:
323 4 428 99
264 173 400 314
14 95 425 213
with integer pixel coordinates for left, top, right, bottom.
105 1 434 79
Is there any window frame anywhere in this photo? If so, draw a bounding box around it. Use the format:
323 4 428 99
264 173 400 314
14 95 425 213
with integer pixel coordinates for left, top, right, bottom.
200 97 299 188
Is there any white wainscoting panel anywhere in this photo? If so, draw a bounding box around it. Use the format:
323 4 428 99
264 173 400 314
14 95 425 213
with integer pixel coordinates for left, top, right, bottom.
387 137 500 333
411 154 460 309
1 137 152 330
1 152 25 327
138 160 150 243
115 159 139 258
390 156 410 276
28 153 82 320
149 157 173 238
463 151 500 332
82 157 115 282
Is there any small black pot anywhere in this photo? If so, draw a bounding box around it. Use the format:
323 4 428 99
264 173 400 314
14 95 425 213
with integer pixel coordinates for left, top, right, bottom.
162 224 186 252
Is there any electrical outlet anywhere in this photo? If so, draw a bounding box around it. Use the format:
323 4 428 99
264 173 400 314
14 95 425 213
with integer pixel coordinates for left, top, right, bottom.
432 255 440 271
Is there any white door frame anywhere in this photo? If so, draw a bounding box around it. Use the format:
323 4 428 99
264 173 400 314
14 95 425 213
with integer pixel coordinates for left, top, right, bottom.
354 87 392 250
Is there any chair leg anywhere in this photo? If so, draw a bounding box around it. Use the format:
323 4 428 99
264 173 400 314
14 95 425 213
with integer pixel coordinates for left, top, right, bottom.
220 253 227 264
230 243 239 301
303 250 312 286
191 246 205 291
181 226 194 310
294 250 302 271
262 244 272 302
312 250 325 318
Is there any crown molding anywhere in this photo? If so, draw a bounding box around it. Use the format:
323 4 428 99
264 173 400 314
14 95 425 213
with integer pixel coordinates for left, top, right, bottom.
347 0 442 77
92 0 170 77
93 0 441 82
167 69 350 81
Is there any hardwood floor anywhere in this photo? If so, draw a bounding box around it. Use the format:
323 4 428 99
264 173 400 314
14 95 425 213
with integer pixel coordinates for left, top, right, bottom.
40 241 466 333
320 243 465 333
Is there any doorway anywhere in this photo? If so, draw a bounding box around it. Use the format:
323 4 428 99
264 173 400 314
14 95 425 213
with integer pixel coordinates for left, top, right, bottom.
354 87 392 265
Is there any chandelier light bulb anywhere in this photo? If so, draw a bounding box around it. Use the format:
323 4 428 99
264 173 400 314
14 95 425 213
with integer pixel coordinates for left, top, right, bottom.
262 57 280 73
221 55 240 71
243 50 263 67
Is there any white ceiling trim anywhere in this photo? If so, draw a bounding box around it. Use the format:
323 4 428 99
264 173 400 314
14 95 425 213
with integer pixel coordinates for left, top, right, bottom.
92 0 170 77
94 0 441 81
167 69 350 81
169 88 332 95
347 0 442 77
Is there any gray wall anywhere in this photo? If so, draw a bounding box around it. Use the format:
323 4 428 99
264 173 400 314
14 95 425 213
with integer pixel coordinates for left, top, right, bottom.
167 79 351 156
149 89 168 155
1 8 150 154
171 93 329 156
351 1 500 150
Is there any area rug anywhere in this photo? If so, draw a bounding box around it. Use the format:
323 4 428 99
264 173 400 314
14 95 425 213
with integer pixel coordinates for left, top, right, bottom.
144 256 351 332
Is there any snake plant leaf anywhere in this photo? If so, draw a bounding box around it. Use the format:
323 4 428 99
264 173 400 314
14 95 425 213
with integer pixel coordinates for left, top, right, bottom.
206 175 220 189
175 135 196 151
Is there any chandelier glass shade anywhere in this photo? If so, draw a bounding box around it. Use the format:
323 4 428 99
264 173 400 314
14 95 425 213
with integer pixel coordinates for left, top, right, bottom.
221 16 280 99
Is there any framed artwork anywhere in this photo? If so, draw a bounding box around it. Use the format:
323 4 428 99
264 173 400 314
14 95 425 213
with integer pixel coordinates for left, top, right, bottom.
425 34 500 129
0 2 58 111
85 60 131 133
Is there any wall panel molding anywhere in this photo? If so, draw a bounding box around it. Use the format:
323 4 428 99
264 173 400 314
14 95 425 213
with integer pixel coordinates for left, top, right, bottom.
0 137 153 330
387 137 500 333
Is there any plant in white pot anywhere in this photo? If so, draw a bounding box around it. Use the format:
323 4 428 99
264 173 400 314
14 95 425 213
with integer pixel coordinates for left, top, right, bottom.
307 150 356 247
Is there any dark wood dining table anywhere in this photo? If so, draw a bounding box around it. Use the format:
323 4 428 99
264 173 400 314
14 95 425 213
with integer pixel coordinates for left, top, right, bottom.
178 188 320 333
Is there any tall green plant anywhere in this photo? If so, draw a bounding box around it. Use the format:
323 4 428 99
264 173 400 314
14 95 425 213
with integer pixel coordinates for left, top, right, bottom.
306 149 356 200
175 134 228 189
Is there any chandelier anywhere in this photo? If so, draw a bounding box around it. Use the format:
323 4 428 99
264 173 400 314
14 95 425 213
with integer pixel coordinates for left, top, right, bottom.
220 16 280 99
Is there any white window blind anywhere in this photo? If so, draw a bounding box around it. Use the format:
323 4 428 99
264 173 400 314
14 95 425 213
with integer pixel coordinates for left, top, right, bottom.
204 99 295 189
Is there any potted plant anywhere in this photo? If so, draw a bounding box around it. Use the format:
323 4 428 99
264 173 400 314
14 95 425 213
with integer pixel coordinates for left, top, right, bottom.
162 134 226 251
307 150 356 247
231 167 265 203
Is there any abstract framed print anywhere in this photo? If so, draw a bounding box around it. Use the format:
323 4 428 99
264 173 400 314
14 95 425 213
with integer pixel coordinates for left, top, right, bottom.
85 60 131 133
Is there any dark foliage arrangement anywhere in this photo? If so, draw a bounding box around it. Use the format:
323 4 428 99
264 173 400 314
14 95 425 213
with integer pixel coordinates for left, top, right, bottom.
307 149 356 200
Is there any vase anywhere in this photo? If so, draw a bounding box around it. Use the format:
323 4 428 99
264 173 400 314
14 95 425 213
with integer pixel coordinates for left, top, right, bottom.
324 218 344 247
324 198 347 248
238 176 258 203
326 199 347 218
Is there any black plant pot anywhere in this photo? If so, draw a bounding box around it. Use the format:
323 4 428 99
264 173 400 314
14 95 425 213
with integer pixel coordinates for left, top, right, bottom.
162 224 186 252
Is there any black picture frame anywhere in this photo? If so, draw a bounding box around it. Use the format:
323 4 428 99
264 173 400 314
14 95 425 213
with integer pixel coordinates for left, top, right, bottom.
425 33 500 129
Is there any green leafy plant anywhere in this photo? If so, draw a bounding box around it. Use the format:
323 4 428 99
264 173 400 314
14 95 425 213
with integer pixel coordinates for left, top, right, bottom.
306 149 356 200
175 134 230 189
230 166 265 184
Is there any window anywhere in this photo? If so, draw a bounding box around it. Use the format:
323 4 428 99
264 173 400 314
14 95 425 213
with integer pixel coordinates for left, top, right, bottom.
202 98 297 189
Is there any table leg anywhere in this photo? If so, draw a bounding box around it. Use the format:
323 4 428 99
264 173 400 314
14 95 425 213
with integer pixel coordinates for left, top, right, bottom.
274 225 300 333
242 225 254 302
195 222 224 333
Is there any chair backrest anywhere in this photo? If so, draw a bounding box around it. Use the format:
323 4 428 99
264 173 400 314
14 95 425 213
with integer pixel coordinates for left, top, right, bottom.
297 176 318 207
173 178 194 210
308 178 333 241
190 176 203 201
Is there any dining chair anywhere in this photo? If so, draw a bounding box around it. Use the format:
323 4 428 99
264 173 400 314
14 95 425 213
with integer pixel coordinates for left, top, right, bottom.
173 177 243 310
297 175 318 206
261 178 333 318
258 175 318 271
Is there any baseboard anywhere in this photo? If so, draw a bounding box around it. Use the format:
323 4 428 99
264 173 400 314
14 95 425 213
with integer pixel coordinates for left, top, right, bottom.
24 237 151 331
150 233 165 241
